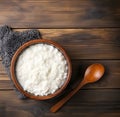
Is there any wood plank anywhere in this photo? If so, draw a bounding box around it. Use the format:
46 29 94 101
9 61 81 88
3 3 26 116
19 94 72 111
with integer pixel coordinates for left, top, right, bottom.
0 80 13 90
45 113 120 117
0 75 8 81
0 61 6 75
0 0 120 28
0 60 120 89
0 28 120 59
0 89 120 117
14 28 120 59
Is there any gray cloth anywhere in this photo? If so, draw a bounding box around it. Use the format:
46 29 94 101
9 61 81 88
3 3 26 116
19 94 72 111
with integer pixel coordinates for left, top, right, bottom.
0 25 74 115
0 25 41 99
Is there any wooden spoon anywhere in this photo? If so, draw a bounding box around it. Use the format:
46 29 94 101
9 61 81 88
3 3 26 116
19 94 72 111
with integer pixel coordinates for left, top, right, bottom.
50 63 105 112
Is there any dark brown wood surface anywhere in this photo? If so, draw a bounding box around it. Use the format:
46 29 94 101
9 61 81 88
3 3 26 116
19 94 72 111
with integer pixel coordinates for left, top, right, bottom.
0 0 120 28
0 0 120 117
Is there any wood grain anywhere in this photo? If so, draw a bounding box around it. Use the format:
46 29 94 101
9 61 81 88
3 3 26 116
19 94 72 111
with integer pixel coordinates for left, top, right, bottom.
0 0 120 116
0 28 119 115
0 60 120 89
45 113 120 117
0 0 120 28
14 28 120 59
0 89 120 117
0 28 119 59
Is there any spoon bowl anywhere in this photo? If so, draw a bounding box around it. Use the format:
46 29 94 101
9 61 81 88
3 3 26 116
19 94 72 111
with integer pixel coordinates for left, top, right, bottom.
84 63 105 84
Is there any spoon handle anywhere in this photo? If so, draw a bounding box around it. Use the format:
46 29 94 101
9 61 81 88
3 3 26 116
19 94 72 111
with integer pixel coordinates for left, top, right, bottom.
50 80 86 113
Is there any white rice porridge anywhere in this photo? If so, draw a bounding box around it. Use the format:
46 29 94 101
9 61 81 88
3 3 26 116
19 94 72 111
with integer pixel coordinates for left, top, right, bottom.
16 44 68 96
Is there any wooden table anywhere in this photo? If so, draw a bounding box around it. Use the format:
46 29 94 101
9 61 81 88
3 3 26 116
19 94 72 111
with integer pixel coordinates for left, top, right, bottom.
0 0 120 117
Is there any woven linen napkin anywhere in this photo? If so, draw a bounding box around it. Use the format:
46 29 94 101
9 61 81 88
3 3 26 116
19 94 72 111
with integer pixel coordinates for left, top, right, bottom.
0 25 41 99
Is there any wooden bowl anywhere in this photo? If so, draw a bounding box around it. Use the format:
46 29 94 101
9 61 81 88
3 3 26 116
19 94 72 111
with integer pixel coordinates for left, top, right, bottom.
10 39 72 100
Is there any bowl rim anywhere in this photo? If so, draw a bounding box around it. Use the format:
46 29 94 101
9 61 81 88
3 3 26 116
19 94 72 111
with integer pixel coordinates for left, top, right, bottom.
10 39 72 100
